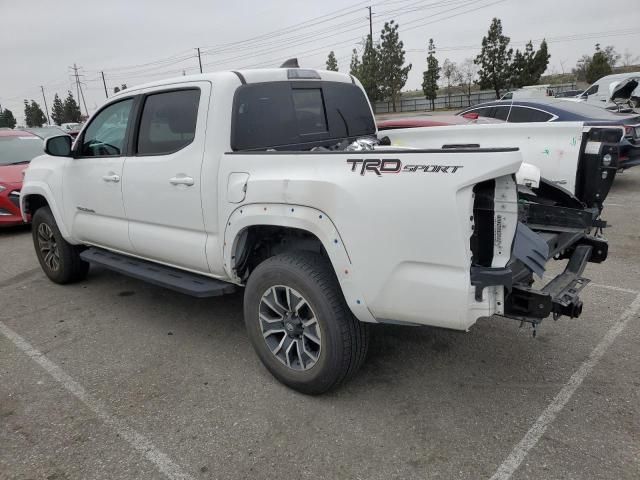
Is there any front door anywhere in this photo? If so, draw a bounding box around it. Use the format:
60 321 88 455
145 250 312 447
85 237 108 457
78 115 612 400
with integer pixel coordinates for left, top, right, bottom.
63 97 135 253
122 84 210 272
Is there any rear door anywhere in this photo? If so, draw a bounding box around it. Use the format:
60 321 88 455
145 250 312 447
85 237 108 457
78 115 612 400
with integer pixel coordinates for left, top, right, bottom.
122 83 211 272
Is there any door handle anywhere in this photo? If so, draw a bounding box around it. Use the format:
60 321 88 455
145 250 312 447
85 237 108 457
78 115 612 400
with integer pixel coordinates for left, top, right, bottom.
169 175 195 186
102 173 121 183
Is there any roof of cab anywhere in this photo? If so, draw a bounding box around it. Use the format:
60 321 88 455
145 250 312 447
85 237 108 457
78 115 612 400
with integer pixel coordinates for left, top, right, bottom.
111 68 354 97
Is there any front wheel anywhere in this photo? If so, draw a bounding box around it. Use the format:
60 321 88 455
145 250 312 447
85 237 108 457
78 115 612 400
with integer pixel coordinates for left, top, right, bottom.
31 207 89 284
243 252 369 395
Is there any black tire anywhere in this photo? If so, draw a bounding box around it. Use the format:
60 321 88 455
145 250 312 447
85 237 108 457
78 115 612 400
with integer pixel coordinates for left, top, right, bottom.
243 251 369 395
32 207 89 284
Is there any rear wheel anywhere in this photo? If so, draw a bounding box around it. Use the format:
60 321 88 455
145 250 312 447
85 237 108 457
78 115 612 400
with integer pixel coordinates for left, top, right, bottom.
31 207 89 284
243 252 369 395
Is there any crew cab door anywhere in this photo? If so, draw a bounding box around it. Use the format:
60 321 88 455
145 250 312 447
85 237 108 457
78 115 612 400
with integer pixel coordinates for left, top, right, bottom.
63 97 136 252
122 83 211 272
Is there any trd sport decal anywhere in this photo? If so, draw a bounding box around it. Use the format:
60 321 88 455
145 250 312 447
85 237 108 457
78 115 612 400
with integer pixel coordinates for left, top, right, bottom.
347 159 463 176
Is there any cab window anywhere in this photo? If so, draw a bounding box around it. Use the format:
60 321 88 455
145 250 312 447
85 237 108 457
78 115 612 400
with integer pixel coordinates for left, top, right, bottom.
136 89 200 155
81 99 133 157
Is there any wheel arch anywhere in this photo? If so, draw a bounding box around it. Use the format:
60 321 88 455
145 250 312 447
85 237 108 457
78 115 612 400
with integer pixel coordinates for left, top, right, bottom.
224 204 376 323
20 183 73 241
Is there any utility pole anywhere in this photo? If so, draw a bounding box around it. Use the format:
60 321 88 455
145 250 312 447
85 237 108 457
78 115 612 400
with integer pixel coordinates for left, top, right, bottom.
71 63 89 117
367 6 373 46
101 71 108 99
197 48 203 73
40 85 51 126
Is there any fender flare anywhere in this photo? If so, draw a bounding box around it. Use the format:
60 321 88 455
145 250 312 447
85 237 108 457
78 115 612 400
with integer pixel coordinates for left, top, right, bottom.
20 182 74 242
223 203 377 323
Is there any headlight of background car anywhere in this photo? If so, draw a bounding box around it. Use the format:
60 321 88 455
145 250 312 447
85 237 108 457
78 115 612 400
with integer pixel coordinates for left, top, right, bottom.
0 185 6 193
602 154 612 166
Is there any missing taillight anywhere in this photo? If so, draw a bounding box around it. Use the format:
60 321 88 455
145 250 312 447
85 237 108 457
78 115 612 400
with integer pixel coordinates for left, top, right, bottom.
470 180 495 267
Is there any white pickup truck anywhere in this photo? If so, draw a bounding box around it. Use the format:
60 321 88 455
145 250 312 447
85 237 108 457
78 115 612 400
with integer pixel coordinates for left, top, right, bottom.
21 66 611 394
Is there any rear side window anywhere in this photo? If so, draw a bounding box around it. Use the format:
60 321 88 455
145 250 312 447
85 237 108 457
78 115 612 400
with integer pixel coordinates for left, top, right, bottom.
465 107 493 118
492 106 509 121
136 89 200 155
232 81 375 151
507 106 554 123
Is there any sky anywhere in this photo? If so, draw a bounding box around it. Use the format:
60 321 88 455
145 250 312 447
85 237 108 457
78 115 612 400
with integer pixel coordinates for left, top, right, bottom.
1 0 639 124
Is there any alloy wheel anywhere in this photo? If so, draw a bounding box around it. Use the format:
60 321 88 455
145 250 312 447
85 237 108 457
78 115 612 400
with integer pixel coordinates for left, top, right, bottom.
37 223 60 272
259 285 322 371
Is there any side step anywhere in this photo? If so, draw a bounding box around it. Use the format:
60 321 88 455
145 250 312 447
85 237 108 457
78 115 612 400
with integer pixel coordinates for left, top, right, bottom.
80 248 235 298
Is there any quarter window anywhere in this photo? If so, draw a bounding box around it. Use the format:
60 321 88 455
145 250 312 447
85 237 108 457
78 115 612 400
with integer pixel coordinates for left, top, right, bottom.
136 89 200 155
81 99 133 157
492 106 510 121
507 106 554 123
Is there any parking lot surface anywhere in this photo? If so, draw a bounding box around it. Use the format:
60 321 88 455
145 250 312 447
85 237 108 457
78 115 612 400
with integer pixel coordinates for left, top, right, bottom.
1 169 639 480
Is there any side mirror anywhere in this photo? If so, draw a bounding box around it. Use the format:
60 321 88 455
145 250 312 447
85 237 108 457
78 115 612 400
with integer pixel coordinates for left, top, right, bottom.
44 135 73 157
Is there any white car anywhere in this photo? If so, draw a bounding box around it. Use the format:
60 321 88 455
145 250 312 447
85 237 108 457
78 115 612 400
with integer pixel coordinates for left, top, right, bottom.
567 72 640 111
20 66 608 393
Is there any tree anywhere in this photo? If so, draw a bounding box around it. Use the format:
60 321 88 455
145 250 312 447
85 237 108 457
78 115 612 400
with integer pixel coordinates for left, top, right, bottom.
601 45 620 68
509 39 550 88
62 91 82 123
622 49 639 67
0 108 17 128
326 51 338 71
349 48 361 77
531 39 550 81
113 86 120 94
458 58 477 106
24 100 47 127
573 54 592 82
475 18 513 99
421 38 440 110
586 44 613 83
441 59 458 107
51 94 64 126
113 84 127 94
23 100 32 127
377 21 411 112
359 35 382 103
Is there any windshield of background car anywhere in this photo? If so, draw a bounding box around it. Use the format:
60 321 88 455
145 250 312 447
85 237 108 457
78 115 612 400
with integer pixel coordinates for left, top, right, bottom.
231 81 375 150
0 135 44 166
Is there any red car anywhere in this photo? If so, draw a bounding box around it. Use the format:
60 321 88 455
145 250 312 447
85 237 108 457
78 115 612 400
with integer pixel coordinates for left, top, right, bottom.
0 130 45 227
377 113 503 130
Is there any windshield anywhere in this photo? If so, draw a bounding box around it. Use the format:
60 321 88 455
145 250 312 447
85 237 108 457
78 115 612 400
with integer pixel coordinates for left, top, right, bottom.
0 135 44 166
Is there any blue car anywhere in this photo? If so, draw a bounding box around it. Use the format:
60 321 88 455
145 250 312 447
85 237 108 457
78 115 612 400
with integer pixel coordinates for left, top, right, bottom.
458 99 640 169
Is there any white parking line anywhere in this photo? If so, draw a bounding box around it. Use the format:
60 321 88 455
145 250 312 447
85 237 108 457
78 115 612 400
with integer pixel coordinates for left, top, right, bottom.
589 283 639 294
489 292 640 480
0 321 195 480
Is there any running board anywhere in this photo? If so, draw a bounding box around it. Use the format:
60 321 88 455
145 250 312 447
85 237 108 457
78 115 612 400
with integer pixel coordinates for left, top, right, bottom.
80 248 235 298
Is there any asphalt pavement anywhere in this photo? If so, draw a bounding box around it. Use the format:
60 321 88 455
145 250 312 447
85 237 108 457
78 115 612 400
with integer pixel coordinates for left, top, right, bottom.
1 169 639 480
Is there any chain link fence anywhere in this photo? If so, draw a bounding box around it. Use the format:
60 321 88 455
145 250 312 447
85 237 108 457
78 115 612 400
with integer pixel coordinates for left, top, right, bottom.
373 83 578 114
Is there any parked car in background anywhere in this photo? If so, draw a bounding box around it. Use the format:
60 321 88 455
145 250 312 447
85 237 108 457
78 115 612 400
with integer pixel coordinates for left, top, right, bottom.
569 72 640 110
60 122 83 137
555 89 584 98
0 130 43 226
458 99 640 169
500 85 555 100
26 126 67 139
